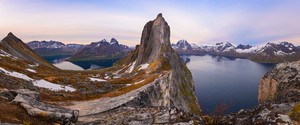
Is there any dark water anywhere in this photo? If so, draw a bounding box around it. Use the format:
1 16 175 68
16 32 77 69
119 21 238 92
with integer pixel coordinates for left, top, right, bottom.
42 55 120 70
181 55 275 114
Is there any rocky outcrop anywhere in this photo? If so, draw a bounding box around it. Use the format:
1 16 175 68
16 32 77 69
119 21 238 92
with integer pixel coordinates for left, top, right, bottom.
124 13 201 114
221 103 295 124
78 107 197 125
220 60 300 124
258 60 300 103
0 89 78 124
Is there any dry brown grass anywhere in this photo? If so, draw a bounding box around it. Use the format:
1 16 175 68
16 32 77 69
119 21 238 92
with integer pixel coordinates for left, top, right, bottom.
0 98 52 125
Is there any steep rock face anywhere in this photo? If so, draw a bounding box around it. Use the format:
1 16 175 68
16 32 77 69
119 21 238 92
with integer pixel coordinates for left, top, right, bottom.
0 33 55 68
258 60 300 103
122 13 201 114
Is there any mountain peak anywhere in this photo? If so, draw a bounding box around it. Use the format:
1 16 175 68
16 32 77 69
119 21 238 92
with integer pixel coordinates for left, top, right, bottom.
135 13 171 66
8 32 14 36
110 38 119 45
2 32 20 42
156 13 163 19
122 14 200 114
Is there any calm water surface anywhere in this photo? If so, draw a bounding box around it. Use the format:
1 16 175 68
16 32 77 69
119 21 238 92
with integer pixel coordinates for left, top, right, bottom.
43 55 275 114
181 55 275 114
42 55 120 70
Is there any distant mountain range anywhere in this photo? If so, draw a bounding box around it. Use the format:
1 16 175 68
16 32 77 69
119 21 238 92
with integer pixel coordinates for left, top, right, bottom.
68 38 131 61
27 38 132 61
27 38 300 63
27 40 85 57
172 40 300 63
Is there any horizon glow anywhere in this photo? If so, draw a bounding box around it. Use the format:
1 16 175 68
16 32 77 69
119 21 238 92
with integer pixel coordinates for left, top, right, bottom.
1 0 300 46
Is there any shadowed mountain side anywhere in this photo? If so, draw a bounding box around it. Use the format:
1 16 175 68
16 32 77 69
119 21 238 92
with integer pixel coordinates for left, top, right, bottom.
0 32 56 68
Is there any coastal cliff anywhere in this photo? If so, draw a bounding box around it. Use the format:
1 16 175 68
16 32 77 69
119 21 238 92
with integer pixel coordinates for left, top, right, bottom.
259 61 300 103
220 61 300 124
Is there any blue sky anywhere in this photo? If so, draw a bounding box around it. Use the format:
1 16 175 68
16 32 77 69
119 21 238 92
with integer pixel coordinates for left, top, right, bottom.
1 0 300 46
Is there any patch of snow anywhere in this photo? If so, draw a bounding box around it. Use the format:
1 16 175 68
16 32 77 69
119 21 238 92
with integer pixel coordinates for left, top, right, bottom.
0 50 18 60
33 80 75 92
104 74 110 79
126 61 136 73
26 69 36 73
289 47 293 50
0 67 32 81
139 63 149 70
113 75 121 79
0 67 75 92
278 114 292 123
113 67 125 75
0 50 11 57
89 78 106 82
28 64 39 67
134 80 145 85
274 50 294 56
236 46 261 53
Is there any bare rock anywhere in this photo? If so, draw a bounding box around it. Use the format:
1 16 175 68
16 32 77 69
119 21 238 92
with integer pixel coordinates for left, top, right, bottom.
258 60 300 103
0 89 79 124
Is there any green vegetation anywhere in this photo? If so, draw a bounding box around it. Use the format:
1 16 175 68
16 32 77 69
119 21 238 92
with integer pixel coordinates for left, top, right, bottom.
288 102 300 121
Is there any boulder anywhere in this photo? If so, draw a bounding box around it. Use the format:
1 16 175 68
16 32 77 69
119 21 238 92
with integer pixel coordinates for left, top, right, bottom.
0 89 78 124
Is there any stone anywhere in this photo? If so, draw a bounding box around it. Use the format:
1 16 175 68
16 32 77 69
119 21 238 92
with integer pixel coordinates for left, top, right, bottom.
0 89 78 124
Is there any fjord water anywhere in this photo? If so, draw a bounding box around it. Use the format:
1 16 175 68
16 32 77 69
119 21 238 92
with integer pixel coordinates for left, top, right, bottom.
42 55 120 70
44 55 275 114
181 55 275 114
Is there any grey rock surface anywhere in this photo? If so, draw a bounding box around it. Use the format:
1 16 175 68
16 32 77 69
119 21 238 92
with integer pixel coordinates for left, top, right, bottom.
259 60 300 103
0 89 79 124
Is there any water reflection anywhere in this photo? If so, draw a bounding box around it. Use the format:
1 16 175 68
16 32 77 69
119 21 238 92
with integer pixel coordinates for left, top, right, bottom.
42 55 121 70
211 55 237 62
70 58 121 70
184 55 275 114
53 61 84 70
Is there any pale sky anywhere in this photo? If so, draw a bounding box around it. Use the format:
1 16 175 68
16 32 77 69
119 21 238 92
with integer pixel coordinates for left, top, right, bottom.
1 0 300 46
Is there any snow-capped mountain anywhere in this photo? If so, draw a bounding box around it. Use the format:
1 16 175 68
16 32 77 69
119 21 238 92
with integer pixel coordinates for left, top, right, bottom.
172 40 300 62
27 40 84 49
256 42 297 56
172 40 192 50
27 41 85 57
172 40 206 55
68 38 132 61
209 42 236 52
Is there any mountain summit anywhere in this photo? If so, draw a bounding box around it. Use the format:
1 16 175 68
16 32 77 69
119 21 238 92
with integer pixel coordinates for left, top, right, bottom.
119 13 201 114
134 13 172 67
0 32 55 68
